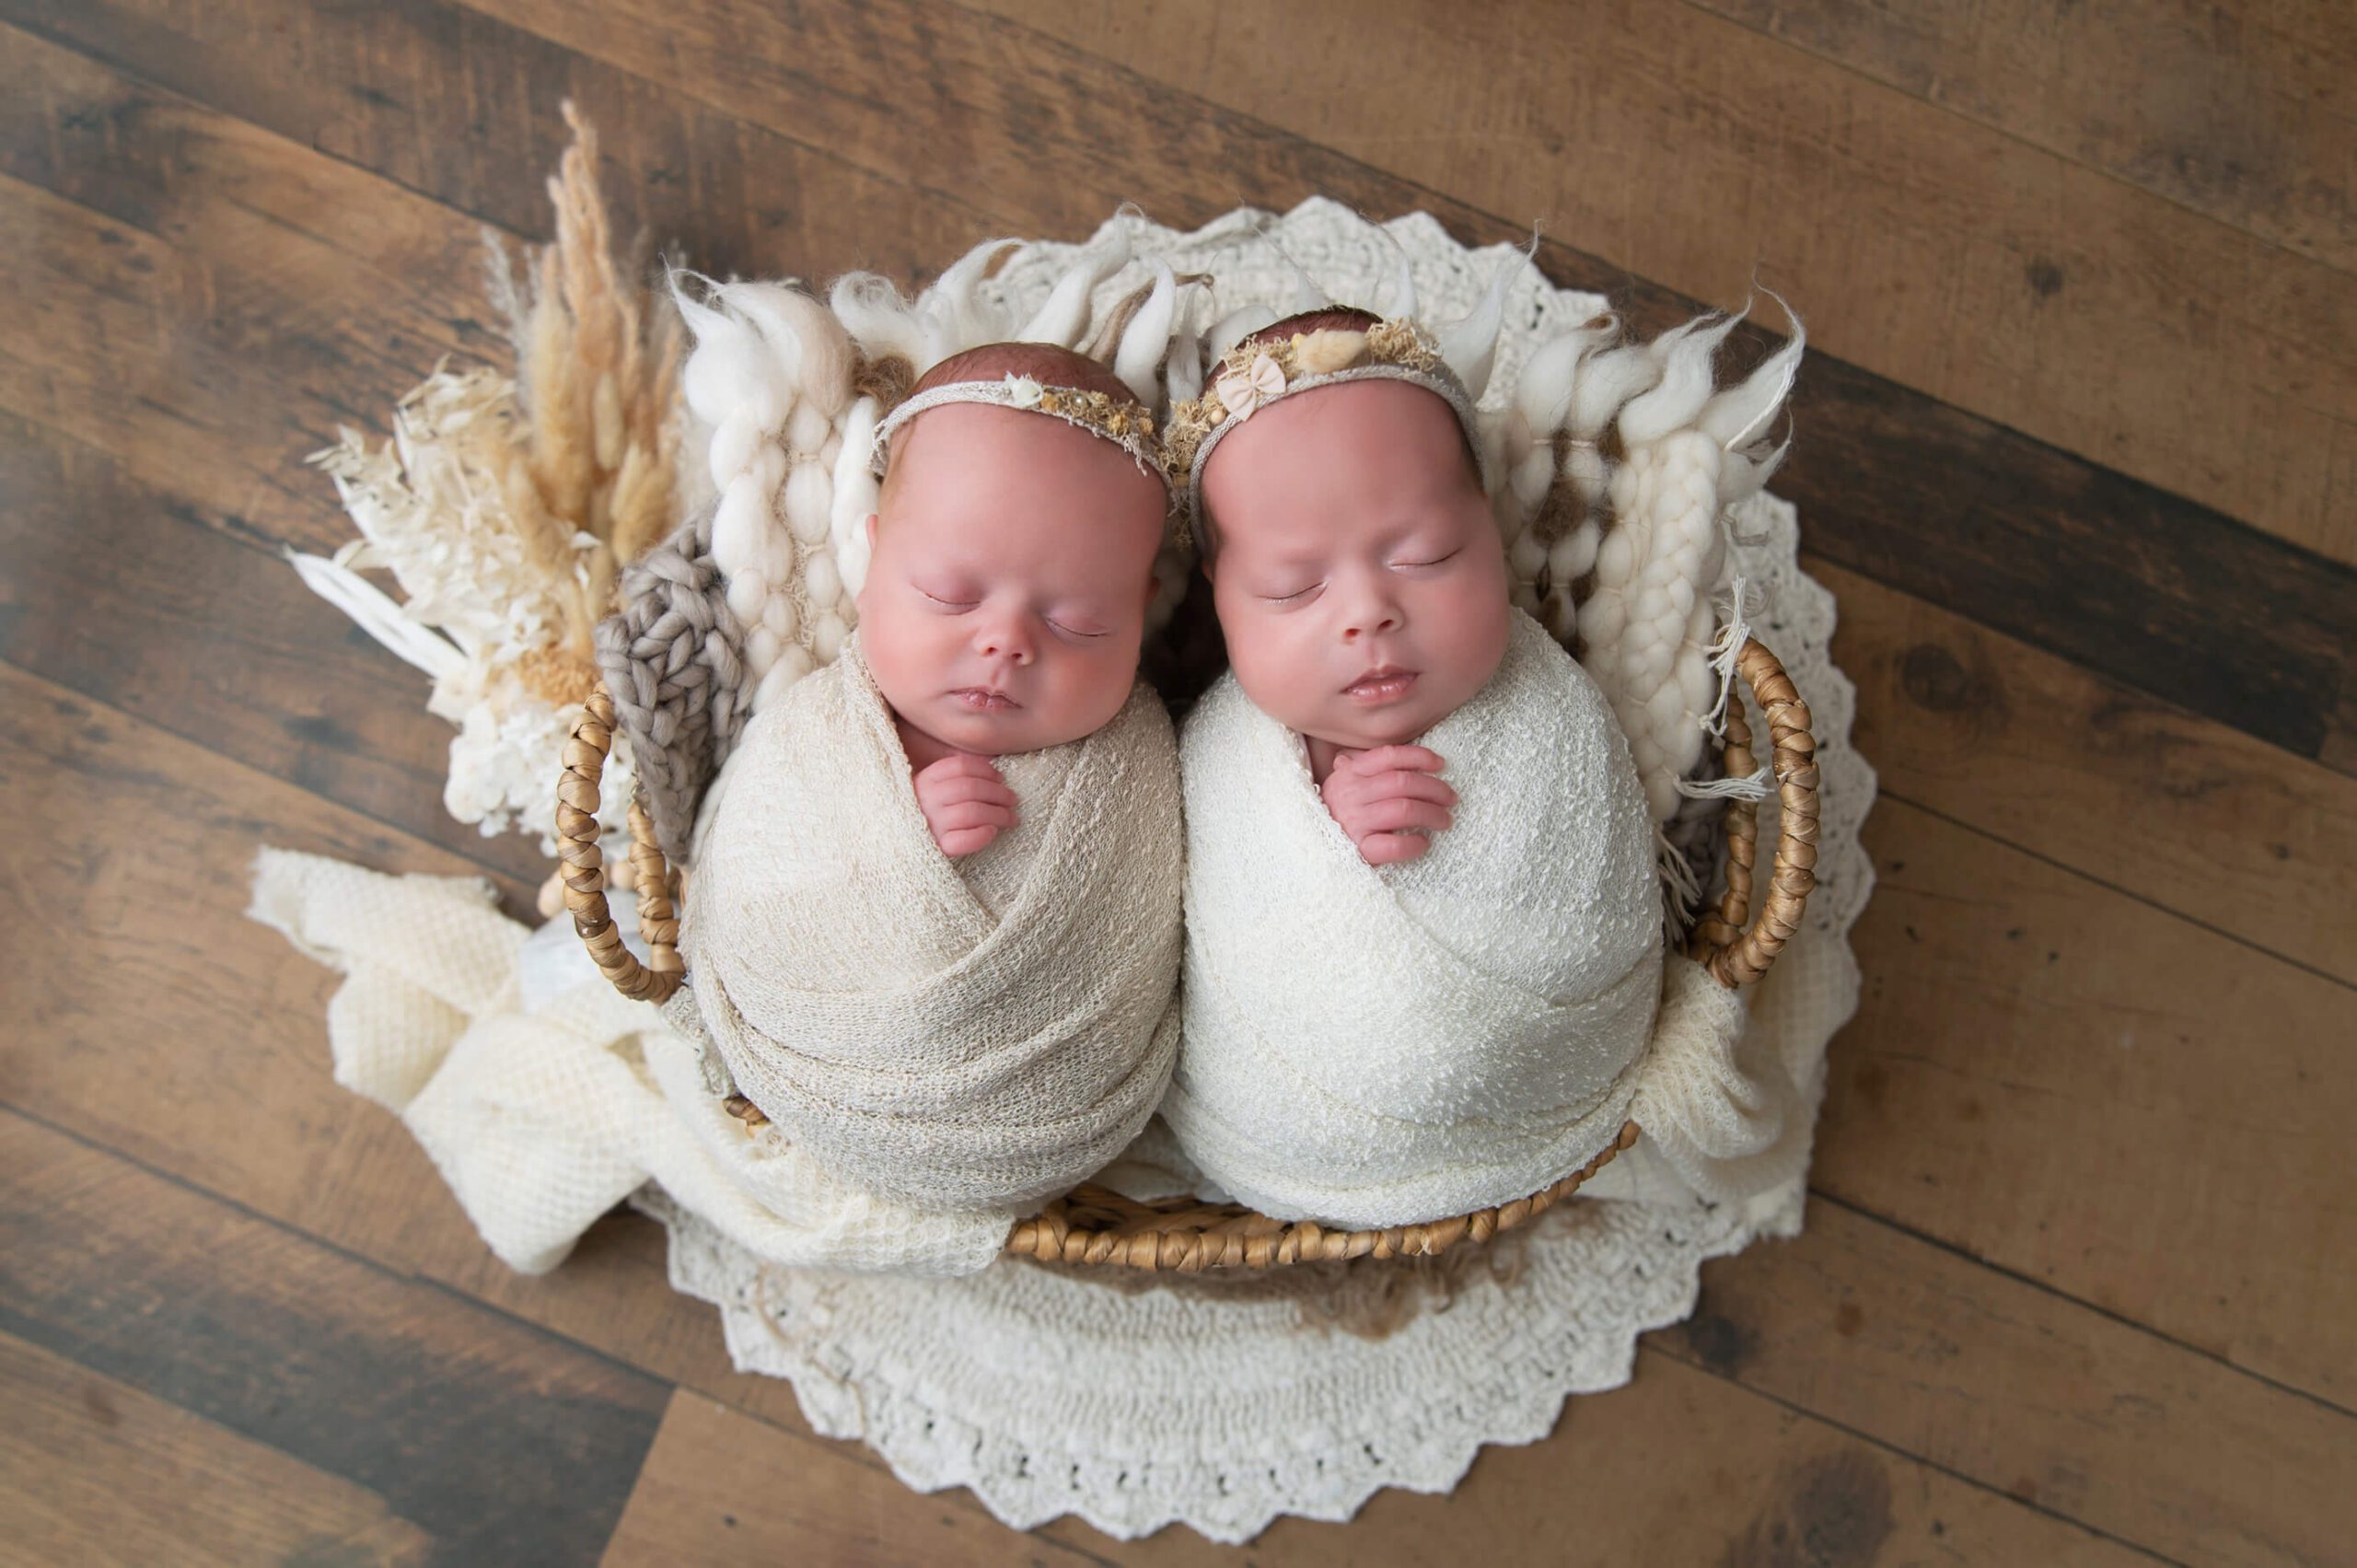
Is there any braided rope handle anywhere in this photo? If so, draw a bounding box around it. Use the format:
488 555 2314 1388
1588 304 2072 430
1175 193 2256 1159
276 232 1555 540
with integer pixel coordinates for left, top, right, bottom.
557 689 684 1004
1685 637 1819 987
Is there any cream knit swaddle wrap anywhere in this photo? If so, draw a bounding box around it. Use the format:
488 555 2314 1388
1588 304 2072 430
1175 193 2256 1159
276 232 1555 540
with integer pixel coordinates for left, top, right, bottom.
682 633 1185 1213
1163 610 1665 1228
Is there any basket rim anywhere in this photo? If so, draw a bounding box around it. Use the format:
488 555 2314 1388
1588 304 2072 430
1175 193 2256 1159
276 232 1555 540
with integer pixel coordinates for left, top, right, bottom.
558 635 1821 1269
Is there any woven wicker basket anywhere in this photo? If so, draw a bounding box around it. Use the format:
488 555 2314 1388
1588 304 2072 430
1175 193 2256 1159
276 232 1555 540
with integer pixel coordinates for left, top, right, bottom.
556 637 1817 1272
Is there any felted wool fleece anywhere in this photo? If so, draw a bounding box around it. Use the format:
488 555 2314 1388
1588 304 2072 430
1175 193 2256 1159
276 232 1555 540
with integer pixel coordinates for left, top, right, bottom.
680 632 1185 1214
1162 610 1665 1228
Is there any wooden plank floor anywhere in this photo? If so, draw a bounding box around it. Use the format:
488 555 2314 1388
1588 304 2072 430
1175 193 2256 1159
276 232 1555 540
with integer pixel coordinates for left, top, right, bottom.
3 3 2351 1562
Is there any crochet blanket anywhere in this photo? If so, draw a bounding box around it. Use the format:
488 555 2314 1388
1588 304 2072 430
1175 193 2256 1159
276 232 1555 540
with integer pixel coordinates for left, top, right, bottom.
681 633 1186 1212
1161 610 1667 1226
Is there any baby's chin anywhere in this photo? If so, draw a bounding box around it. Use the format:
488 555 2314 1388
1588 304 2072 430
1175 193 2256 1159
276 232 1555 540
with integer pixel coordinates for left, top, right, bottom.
1299 701 1448 755
917 701 1109 758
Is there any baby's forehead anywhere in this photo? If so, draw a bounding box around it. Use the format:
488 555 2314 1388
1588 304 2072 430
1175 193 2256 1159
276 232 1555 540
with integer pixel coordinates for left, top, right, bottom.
880 411 1165 573
1200 383 1484 543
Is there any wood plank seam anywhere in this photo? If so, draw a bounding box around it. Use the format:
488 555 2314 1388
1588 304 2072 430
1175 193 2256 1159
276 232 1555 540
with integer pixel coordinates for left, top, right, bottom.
456 0 2357 767
4 656 2333 1556
1631 1343 2185 1566
13 1 2350 768
1805 1190 2357 1424
4 1092 2155 1562
1875 787 2356 994
1 1074 2319 1561
9 15 2347 1405
0 434 540 904
1678 0 2355 275
0 1089 1107 1556
6 577 2340 1423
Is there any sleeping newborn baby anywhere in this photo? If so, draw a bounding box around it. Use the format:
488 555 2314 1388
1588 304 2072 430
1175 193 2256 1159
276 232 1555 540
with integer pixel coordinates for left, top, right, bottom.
1157 308 1666 1228
680 343 1185 1214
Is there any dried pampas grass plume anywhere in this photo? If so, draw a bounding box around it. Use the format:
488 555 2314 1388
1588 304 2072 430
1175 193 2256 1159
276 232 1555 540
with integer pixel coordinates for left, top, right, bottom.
299 102 686 846
505 100 688 607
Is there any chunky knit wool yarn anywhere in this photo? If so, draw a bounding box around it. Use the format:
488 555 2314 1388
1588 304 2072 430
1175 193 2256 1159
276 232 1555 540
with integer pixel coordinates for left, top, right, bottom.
592 503 750 862
664 236 1193 735
1163 611 1664 1227
680 633 1185 1212
1579 308 1802 826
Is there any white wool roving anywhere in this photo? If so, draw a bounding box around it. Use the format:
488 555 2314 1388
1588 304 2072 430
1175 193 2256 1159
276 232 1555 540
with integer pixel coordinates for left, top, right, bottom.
673 275 863 713
682 633 1185 1213
1494 323 1655 644
1575 301 1802 832
1162 611 1664 1228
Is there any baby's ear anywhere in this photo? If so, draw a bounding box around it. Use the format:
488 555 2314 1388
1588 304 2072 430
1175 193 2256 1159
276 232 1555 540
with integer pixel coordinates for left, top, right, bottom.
864 512 879 550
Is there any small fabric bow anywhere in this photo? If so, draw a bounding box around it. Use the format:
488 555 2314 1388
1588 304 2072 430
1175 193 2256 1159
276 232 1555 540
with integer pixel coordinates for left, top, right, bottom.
1216 354 1286 420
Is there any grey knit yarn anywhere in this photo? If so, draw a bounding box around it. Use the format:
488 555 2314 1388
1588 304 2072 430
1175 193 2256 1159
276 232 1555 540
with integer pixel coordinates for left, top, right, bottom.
593 503 751 864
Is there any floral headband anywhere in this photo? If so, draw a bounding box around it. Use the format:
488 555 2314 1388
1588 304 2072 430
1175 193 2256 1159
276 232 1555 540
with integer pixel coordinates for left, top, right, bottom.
1163 318 1485 523
868 372 1188 544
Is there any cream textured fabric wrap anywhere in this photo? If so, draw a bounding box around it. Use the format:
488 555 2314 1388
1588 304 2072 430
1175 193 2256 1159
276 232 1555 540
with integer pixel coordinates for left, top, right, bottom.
1162 610 1665 1227
247 848 1010 1278
681 633 1185 1212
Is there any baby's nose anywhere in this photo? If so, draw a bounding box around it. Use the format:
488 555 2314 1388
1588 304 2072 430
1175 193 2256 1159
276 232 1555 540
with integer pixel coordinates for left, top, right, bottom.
976 620 1034 663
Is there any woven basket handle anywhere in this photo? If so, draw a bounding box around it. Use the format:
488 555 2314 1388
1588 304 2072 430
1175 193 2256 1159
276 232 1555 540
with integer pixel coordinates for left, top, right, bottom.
557 688 685 1004
1684 637 1819 988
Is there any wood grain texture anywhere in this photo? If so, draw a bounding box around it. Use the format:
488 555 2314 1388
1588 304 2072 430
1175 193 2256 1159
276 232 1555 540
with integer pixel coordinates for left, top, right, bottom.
0 1333 434 1568
1825 801 2357 1407
0 411 552 896
971 0 2357 565
0 1112 667 1565
1816 557 2357 985
16 10 2351 913
3 1 2351 1557
0 656 2316 1563
1691 0 2357 271
605 1392 1107 1566
0 2 982 290
1660 1201 2357 1568
12 1 2350 776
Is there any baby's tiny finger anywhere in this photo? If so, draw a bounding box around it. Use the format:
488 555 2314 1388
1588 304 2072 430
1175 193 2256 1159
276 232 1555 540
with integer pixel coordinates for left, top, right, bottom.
1352 744 1446 775
1357 797 1452 835
1357 830 1430 866
937 824 998 857
1370 771 1457 806
935 801 1016 833
925 773 1020 810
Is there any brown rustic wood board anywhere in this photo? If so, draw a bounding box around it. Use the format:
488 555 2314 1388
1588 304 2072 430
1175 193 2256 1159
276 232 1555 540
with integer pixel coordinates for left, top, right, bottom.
3 1 2351 1561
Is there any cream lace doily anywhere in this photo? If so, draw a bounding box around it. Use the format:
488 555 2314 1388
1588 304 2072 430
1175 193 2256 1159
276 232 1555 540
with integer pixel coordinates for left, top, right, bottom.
643 199 1877 1543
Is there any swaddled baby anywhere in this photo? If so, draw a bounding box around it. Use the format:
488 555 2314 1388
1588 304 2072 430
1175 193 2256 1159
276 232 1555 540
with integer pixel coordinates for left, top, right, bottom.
1157 308 1667 1228
680 343 1185 1214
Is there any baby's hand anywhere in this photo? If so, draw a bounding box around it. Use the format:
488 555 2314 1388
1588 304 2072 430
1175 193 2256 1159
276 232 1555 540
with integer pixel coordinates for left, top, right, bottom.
913 752 1018 857
1321 745 1457 866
